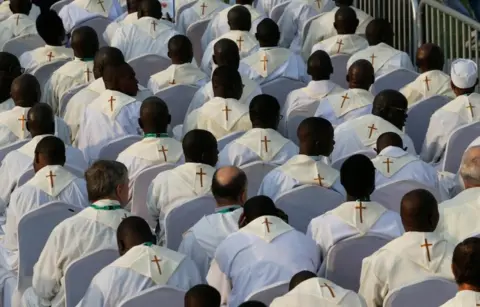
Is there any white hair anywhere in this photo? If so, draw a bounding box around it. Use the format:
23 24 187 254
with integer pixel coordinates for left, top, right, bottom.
460 146 480 186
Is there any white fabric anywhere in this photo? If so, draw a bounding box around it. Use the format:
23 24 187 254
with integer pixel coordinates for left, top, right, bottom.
147 63 208 94
0 1 40 23
59 0 122 32
111 17 179 61
359 231 455 307
0 13 36 49
207 215 321 306
440 290 480 307
400 70 456 106
0 98 14 113
19 45 74 73
440 195 480 243
176 0 228 34
311 34 369 58
450 59 478 89
103 11 138 45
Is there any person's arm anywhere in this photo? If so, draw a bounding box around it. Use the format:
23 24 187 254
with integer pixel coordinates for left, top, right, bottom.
0 158 20 214
206 259 231 305
358 256 387 307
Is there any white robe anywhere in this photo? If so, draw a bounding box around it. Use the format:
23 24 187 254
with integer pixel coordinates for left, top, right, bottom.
332 114 416 163
176 0 229 34
0 13 36 50
240 46 309 85
178 207 242 279
111 17 179 61
0 98 14 113
440 195 480 243
217 128 298 167
207 215 321 306
307 200 403 259
440 290 480 307
147 162 215 245
359 231 455 307
347 43 415 77
183 97 252 139
258 154 346 200
147 63 209 94
77 244 202 307
76 89 142 163
59 0 122 32
19 45 74 74
421 93 480 164
103 11 138 45
314 88 374 127
0 1 40 23
311 34 369 59
400 70 456 106
0 134 87 213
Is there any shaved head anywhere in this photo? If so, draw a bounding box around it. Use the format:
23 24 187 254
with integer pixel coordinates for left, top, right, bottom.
117 216 154 255
416 43 444 72
26 103 55 136
213 38 240 68
9 0 31 14
34 136 66 171
11 74 41 107
139 97 170 134
297 117 334 157
376 132 403 153
333 6 359 34
93 47 125 79
366 18 394 46
185 285 221 307
212 166 247 204
227 6 251 31
168 35 193 64
308 50 333 80
289 271 317 290
71 26 99 59
400 189 439 232
138 0 163 19
255 18 279 47
182 129 218 166
347 59 375 90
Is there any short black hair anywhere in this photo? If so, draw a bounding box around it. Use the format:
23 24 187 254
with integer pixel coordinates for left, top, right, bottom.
243 195 277 222
238 302 267 307
452 237 480 288
211 169 247 202
34 136 66 165
117 216 154 244
289 270 317 290
340 154 375 198
185 285 221 307
36 10 65 45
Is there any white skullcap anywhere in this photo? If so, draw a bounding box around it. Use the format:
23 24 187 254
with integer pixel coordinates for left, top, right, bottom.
451 59 478 89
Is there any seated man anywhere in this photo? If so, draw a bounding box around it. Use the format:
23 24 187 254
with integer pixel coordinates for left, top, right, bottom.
0 0 40 22
103 0 142 45
59 0 122 33
147 129 218 245
218 94 298 167
185 285 221 307
176 0 228 35
148 35 208 94
179 166 247 278
0 52 22 113
259 117 345 200
77 216 202 307
0 0 37 48
359 189 455 307
207 195 321 306
308 154 403 259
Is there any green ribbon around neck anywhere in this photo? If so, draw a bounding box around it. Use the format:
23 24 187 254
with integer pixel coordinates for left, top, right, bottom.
90 204 122 210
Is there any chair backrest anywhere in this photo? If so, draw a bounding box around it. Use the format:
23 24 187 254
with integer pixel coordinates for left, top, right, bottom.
131 164 176 227
187 18 211 66
98 135 143 160
245 281 290 305
406 95 450 153
275 185 344 232
32 60 69 89
51 0 73 12
71 16 111 47
330 54 350 89
270 1 290 22
0 139 28 162
64 249 118 307
2 34 45 58
241 161 277 198
284 110 309 145
128 54 172 87
443 121 480 173
383 278 457 307
371 68 419 95
217 131 245 151
324 234 393 291
331 149 377 170
301 14 318 43
17 201 79 292
371 179 441 213
261 78 306 110
165 195 216 251
155 84 199 127
59 83 88 117
119 285 186 307
17 164 85 187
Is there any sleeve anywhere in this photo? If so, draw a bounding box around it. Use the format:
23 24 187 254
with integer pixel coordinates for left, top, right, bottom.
3 195 20 251
110 28 128 56
103 22 121 45
146 181 161 225
206 259 231 305
182 110 199 137
178 233 212 281
0 157 20 213
358 255 388 307
306 218 327 261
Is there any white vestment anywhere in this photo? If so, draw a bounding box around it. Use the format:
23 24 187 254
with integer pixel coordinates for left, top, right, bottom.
111 17 179 61
176 0 229 34
0 1 40 23
42 58 95 115
76 89 142 163
400 70 455 106
207 215 321 306
241 46 309 84
307 200 403 259
147 162 215 245
258 154 346 200
0 134 87 213
421 93 480 164
372 146 439 190
77 244 202 307
270 277 367 307
332 114 416 163
183 97 252 139
440 196 480 243
59 0 122 32
347 43 415 77
359 231 455 307
201 30 259 76
0 98 14 113
0 13 36 49
217 128 298 167
178 207 242 279
314 88 374 127
103 11 138 45
302 6 373 60
19 45 74 74
441 290 480 307
147 63 209 94
311 34 369 58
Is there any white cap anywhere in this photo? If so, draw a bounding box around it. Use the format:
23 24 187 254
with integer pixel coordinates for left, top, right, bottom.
451 59 478 89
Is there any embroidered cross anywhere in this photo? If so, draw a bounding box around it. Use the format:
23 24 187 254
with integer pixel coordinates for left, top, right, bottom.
85 67 92 82
236 36 244 51
169 79 176 85
261 55 268 71
335 39 344 53
320 283 335 298
151 255 162 274
222 105 232 121
200 2 208 15
158 145 168 162
370 53 377 66
261 136 271 152
383 158 393 173
421 238 433 262
355 201 367 223
424 76 431 91
17 114 26 131
340 93 350 108
314 0 322 8
262 217 272 233
467 102 475 117
196 168 206 187
46 171 56 188
97 0 106 12
108 96 116 111
151 20 157 31
47 52 54 62
314 174 324 186
367 124 377 139
15 15 20 26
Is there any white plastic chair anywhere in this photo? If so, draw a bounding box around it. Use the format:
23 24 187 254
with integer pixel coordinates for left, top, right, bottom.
119 285 186 307
165 195 216 251
371 69 419 95
155 84 199 127
217 131 245 151
98 135 143 160
275 185 344 233
17 165 85 187
241 161 277 198
270 1 290 22
383 277 457 307
58 83 88 117
64 249 118 307
32 60 69 89
322 234 393 291
443 121 480 173
0 139 28 162
131 164 176 227
261 78 306 110
245 281 290 305
128 54 172 87
406 95 450 153
330 54 350 89
187 18 211 65
51 0 73 12
371 179 441 213
2 34 45 58
301 14 319 43
331 150 377 171
283 106 318 144
71 16 111 47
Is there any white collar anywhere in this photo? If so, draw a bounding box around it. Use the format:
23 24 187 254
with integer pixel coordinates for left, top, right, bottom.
305 80 337 94
378 146 408 157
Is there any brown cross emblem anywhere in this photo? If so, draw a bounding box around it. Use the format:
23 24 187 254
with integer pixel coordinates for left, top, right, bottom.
47 52 54 62
236 36 244 51
85 67 92 82
424 76 431 91
151 255 162 274
355 201 367 223
200 3 208 15
196 168 206 187
46 171 56 188
262 217 272 233
314 174 324 186
15 15 20 26
222 105 232 121
97 0 106 12
383 158 393 173
261 136 271 152
421 238 433 262
18 114 26 131
335 39 344 53
320 283 335 298
261 55 268 71
367 124 377 138
108 96 116 111
467 102 475 117
151 20 157 31
370 53 377 66
158 145 168 162
340 93 349 108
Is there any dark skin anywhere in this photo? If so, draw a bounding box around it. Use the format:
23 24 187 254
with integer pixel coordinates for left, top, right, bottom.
416 43 445 73
138 97 171 135
167 35 194 64
297 119 335 157
346 59 375 90
307 50 333 81
400 190 439 233
451 79 479 97
11 74 41 108
333 6 359 35
103 64 139 97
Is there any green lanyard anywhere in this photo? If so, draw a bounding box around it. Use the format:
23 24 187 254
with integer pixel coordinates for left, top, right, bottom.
81 57 94 62
217 206 241 214
143 242 153 247
90 204 122 210
144 133 169 138
356 197 370 202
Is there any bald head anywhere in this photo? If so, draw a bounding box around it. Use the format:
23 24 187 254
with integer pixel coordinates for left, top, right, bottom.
213 39 240 69
372 90 408 130
400 189 439 232
71 26 99 59
212 66 243 99
334 6 359 34
289 271 317 290
255 18 279 47
347 59 375 90
139 97 170 134
416 43 445 73
227 6 251 31
376 132 403 153
27 103 55 136
460 146 480 189
212 166 247 205
182 129 218 166
168 35 193 64
11 74 41 107
117 216 154 256
93 47 125 79
137 0 162 19
366 19 394 46
185 285 221 307
9 0 31 15
308 50 333 80
297 117 334 157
